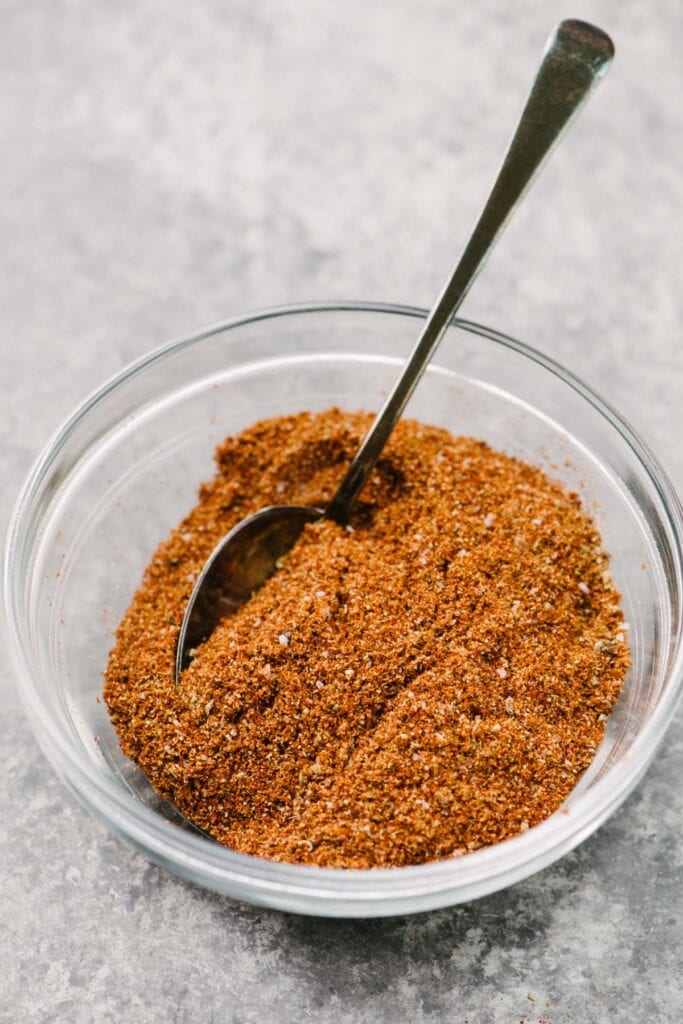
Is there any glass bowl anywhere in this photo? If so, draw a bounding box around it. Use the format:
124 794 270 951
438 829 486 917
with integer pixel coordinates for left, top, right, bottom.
4 302 682 918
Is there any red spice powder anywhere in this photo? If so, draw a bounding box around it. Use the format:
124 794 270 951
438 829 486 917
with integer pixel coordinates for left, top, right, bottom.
104 409 629 868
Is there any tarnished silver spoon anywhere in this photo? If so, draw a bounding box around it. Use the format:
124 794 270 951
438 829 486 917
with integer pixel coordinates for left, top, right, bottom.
175 19 614 682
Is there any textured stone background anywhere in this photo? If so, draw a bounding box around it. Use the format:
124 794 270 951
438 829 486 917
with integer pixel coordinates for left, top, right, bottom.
2 1 681 1021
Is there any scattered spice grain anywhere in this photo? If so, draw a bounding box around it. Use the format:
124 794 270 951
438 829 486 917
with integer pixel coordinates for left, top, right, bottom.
104 409 630 868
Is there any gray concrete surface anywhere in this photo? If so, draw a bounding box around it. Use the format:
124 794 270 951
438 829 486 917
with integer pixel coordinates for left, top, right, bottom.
2 1 681 1021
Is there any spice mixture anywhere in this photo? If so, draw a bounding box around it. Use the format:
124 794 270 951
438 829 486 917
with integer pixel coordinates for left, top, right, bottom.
104 409 630 868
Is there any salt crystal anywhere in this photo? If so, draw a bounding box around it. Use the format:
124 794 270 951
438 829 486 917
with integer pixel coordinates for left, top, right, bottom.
520 820 530 832
182 531 193 542
484 512 495 528
344 668 355 678
578 581 590 595
278 633 290 646
315 680 325 690
315 590 326 599
496 666 507 679
275 482 286 493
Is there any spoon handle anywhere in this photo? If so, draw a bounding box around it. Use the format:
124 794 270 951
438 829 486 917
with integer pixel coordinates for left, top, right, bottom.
326 19 613 524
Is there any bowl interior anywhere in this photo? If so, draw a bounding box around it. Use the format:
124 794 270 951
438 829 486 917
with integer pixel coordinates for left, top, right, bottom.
7 305 681 911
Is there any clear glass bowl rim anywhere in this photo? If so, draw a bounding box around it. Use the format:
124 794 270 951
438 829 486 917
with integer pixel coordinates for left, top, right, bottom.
4 300 683 908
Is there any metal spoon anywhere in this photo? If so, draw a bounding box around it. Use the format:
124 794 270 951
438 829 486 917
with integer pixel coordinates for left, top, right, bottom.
175 19 614 682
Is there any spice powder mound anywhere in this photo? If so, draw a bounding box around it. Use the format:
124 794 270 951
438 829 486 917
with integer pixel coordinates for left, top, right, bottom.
104 409 630 868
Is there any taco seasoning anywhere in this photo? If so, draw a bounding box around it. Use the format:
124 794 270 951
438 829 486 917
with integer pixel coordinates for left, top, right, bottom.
104 408 629 868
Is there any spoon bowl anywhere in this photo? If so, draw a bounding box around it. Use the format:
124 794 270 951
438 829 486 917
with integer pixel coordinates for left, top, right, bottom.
175 503 323 678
